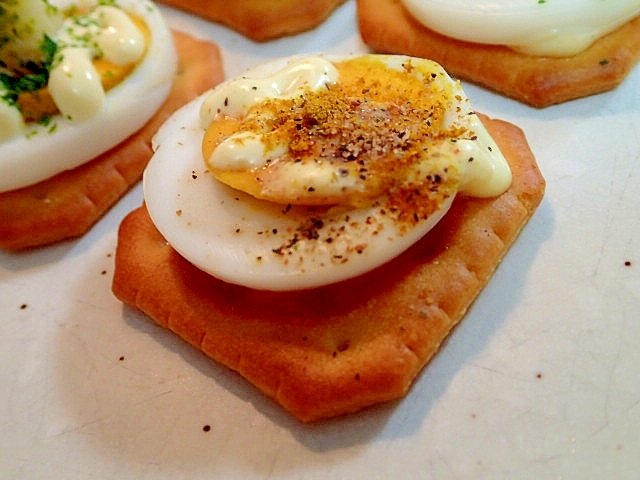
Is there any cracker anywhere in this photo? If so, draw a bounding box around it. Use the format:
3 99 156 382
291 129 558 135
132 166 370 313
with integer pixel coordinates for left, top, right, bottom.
112 115 545 422
0 31 224 251
157 0 346 41
356 0 640 107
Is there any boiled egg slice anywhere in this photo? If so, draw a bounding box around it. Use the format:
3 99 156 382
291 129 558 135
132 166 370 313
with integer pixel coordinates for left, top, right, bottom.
401 0 640 57
0 0 176 193
144 55 511 291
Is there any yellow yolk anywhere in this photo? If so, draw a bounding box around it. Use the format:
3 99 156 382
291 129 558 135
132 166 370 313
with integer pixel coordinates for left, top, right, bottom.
16 14 149 123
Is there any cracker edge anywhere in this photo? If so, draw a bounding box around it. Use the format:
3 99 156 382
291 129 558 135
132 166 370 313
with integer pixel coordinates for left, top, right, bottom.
157 0 347 42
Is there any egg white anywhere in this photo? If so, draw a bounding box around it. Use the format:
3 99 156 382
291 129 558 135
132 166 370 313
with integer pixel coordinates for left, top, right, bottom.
401 0 640 56
144 56 457 291
0 0 177 193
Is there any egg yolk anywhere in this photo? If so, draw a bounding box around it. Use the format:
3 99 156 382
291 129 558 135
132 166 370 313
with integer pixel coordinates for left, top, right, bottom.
15 14 149 123
202 56 466 224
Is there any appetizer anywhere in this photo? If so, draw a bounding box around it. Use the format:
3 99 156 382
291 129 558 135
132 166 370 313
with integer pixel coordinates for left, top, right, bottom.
0 0 224 250
112 54 545 421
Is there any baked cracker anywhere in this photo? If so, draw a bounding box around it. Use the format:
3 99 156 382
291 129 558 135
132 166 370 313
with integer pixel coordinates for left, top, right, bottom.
0 31 224 251
356 0 640 107
157 0 346 41
112 115 545 422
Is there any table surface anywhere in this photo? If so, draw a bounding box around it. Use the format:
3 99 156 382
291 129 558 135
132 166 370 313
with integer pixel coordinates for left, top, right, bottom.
2 2 640 479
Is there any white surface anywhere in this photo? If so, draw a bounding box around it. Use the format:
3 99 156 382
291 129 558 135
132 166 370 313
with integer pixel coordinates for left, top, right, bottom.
1 2 639 478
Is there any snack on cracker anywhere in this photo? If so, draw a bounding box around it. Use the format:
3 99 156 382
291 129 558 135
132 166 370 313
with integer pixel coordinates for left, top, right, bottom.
156 0 347 41
356 0 640 107
0 0 224 251
112 55 545 421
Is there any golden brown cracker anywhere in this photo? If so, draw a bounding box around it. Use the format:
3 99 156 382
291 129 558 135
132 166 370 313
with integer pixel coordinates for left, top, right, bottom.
112 115 545 422
0 31 224 251
356 0 640 107
157 0 346 41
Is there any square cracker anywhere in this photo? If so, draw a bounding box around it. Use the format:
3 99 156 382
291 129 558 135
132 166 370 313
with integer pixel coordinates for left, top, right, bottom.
112 115 545 422
156 0 346 41
0 31 224 251
356 0 640 107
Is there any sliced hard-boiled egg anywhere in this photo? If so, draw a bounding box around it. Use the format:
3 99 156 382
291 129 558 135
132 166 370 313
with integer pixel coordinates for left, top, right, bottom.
0 0 177 193
400 0 640 57
144 55 511 291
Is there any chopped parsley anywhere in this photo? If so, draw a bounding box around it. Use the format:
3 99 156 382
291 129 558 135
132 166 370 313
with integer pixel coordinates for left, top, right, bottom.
0 34 57 102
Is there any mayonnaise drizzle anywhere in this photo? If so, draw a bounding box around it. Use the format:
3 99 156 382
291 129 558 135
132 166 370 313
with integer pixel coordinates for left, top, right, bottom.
200 57 339 124
200 55 511 201
200 57 338 175
49 5 146 121
401 0 640 57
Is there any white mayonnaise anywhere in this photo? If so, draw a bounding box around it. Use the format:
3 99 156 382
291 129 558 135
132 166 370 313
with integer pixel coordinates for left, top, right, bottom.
49 5 146 121
200 57 339 173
